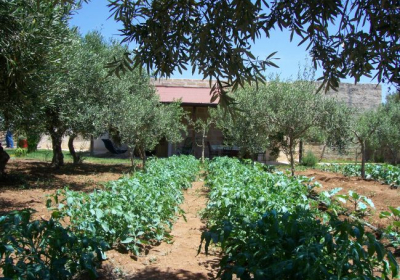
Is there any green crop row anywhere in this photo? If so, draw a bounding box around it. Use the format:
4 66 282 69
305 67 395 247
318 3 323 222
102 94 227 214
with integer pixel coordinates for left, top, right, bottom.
1 155 199 279
317 163 400 186
50 155 199 256
200 157 399 279
0 209 107 280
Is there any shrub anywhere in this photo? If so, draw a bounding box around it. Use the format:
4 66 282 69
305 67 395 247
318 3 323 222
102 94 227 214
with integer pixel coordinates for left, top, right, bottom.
14 147 27 157
301 151 318 167
0 209 107 280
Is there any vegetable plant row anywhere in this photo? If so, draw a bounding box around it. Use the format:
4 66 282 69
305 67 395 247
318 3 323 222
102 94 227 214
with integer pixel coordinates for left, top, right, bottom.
50 155 199 256
200 157 399 279
317 163 400 187
1 155 198 280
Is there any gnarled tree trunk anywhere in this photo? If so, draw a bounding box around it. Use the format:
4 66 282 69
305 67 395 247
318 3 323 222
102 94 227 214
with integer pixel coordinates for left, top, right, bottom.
361 141 366 179
68 134 81 165
46 109 66 169
50 129 64 168
289 137 295 176
298 140 303 163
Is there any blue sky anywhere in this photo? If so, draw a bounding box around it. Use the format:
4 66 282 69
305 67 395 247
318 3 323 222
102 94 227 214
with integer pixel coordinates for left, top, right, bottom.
69 1 389 100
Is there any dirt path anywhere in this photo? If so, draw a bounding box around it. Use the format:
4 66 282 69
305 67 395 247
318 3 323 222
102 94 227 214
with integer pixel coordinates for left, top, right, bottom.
100 181 220 280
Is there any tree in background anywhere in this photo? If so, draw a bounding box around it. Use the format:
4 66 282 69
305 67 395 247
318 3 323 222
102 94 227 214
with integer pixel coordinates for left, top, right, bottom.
107 0 400 102
305 101 353 162
0 0 80 168
99 70 186 169
185 111 217 163
61 32 111 164
374 94 400 164
214 75 349 176
262 78 332 176
349 108 382 179
212 88 271 160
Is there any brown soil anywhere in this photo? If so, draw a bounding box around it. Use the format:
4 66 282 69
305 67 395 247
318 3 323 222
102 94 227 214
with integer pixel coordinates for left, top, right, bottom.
1 160 399 279
99 182 219 279
296 169 400 230
0 159 130 220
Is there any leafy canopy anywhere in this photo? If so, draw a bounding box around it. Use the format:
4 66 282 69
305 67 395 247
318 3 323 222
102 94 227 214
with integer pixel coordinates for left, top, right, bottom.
108 0 400 100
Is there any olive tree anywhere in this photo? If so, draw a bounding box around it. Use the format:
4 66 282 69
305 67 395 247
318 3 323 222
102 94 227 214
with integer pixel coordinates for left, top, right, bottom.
262 78 326 176
0 0 81 168
215 76 348 176
212 89 271 159
374 94 400 164
100 71 186 169
107 0 400 101
61 32 112 164
305 101 353 161
349 108 382 179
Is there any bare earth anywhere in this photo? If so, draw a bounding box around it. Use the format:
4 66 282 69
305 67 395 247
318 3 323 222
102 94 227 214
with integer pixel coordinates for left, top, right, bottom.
296 169 400 230
100 181 219 280
0 160 399 278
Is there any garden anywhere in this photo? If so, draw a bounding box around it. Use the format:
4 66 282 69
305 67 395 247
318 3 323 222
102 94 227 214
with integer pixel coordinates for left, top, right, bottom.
1 154 399 279
2 0 400 279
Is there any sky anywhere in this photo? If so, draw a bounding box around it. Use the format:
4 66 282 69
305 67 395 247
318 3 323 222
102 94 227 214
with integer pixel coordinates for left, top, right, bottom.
69 1 389 101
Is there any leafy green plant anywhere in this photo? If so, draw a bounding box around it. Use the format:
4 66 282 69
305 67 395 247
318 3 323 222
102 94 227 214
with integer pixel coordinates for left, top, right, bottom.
49 155 199 256
300 151 318 167
317 163 400 187
200 157 398 279
201 208 398 280
14 147 27 157
380 206 400 248
336 190 375 217
0 209 107 280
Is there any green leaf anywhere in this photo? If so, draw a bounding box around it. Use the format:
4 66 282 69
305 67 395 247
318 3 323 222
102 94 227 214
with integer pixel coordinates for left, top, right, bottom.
387 251 399 277
121 237 134 244
101 223 109 232
4 244 14 252
379 211 391 219
374 241 384 261
95 209 103 219
363 197 374 208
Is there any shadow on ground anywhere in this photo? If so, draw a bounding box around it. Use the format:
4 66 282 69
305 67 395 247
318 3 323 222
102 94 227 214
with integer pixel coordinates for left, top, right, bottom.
98 264 217 280
0 160 132 191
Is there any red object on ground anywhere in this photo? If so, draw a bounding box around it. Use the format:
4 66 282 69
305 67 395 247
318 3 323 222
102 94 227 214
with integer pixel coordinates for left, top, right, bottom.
18 139 28 148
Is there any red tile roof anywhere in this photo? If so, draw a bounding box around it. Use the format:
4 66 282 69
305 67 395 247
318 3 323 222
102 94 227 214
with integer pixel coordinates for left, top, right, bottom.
156 86 219 105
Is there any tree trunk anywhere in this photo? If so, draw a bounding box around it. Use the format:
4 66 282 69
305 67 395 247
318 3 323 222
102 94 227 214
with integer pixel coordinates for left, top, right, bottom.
319 144 327 162
299 140 303 163
289 138 295 176
46 109 66 169
129 145 136 170
361 141 366 179
50 130 64 168
355 147 359 164
142 152 147 170
68 134 80 165
139 146 147 170
201 128 205 163
90 135 94 156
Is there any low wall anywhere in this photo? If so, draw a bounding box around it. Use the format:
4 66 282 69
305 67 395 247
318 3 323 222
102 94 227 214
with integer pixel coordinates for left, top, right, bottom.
303 143 362 162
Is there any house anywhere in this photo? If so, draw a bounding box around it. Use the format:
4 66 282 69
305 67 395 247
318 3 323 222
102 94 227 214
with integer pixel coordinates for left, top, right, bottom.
152 78 223 158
